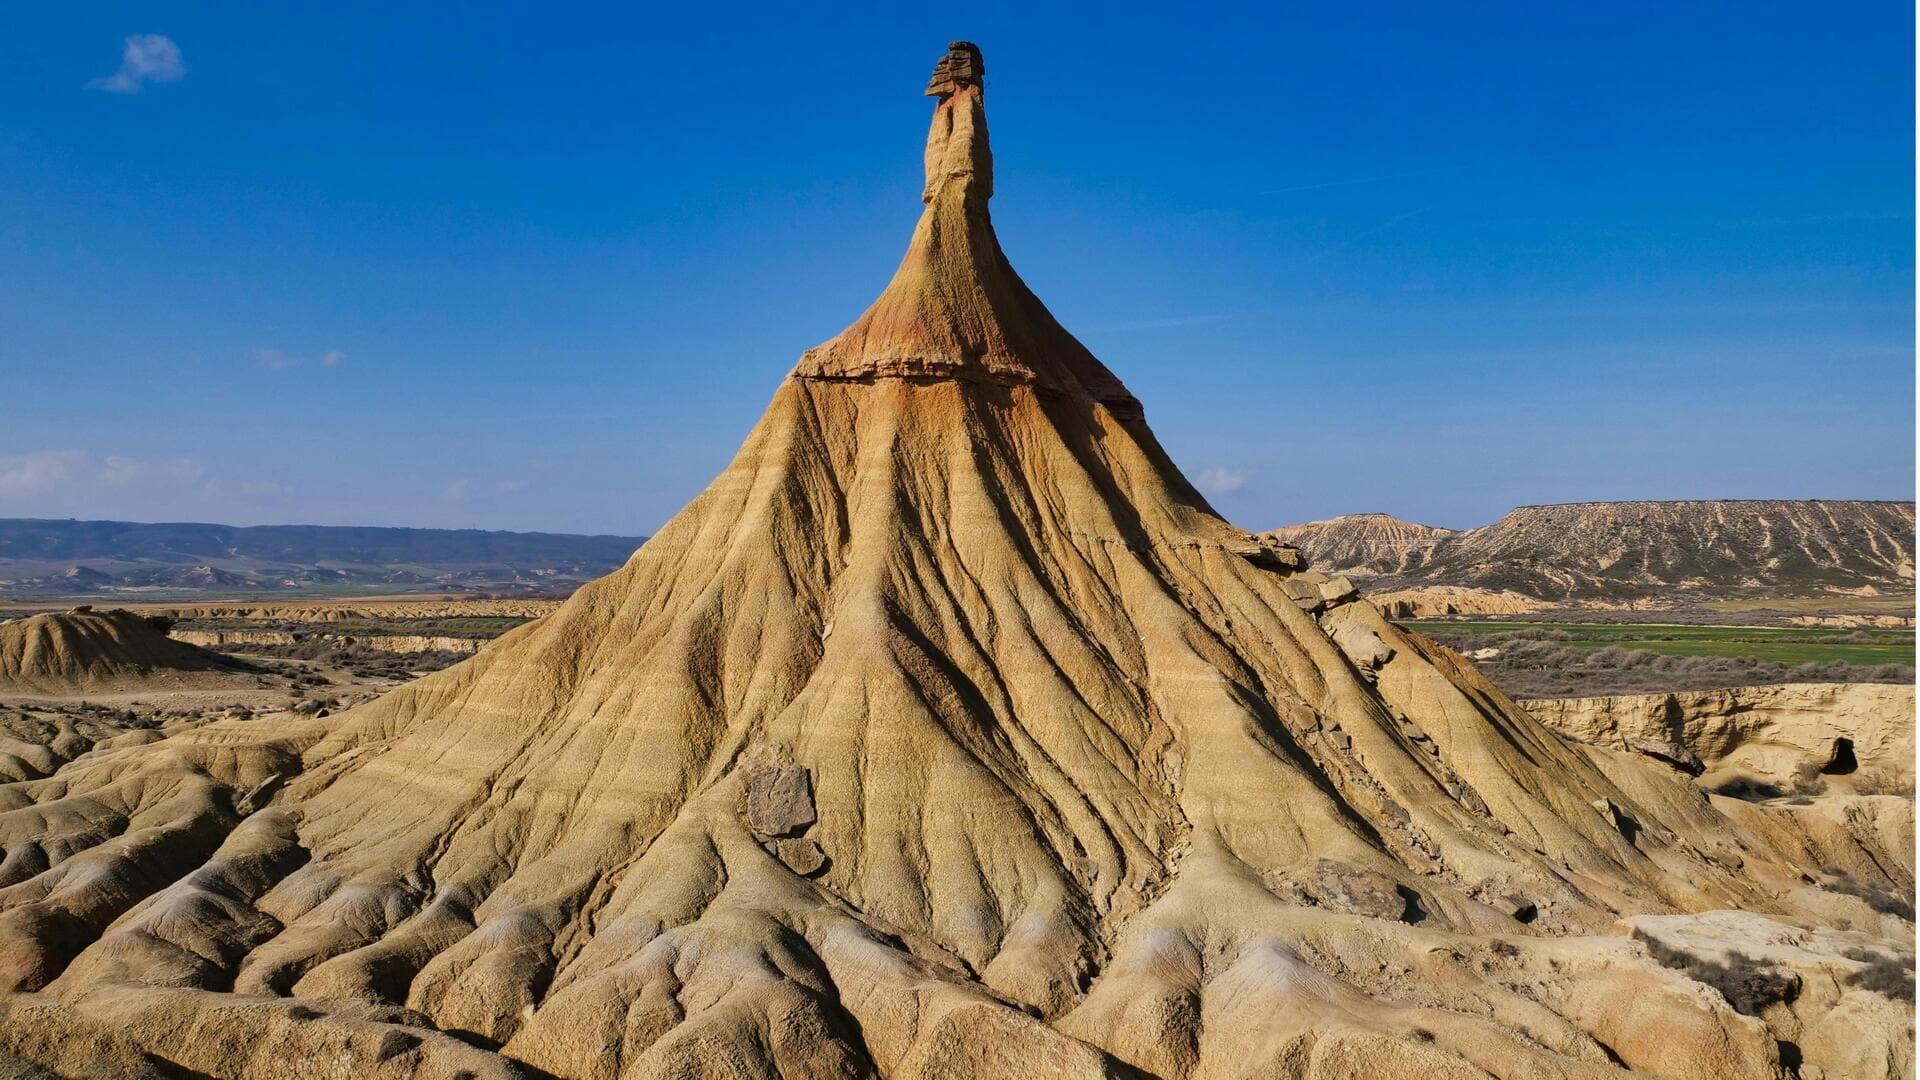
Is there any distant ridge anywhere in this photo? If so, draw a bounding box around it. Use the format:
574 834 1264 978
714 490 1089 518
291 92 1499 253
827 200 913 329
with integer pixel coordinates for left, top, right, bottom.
0 518 647 598
1265 499 1915 601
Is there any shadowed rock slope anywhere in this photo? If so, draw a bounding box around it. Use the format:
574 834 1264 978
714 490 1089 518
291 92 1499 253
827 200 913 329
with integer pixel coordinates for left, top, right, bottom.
0 608 252 695
1 44 1910 1080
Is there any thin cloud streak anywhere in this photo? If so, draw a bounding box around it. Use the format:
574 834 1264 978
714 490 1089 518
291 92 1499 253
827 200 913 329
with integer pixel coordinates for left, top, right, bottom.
87 34 184 94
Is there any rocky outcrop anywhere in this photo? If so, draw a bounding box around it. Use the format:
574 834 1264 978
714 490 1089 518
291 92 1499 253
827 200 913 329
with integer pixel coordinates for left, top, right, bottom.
0 608 252 695
1526 682 1915 790
1370 585 1551 618
1263 513 1458 577
169 629 301 649
1269 500 1916 603
923 40 984 96
744 764 816 837
1625 910 1915 1080
170 629 483 656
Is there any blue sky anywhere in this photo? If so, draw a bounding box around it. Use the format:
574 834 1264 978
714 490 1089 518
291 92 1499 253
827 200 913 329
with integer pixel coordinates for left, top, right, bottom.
2 3 1912 535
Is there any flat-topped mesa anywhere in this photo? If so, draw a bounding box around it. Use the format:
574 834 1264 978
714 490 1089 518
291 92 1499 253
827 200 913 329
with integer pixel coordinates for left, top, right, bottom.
794 42 1141 417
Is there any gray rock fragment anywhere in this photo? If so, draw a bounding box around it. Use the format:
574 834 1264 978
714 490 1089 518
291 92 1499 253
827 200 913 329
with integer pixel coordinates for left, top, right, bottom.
747 764 816 837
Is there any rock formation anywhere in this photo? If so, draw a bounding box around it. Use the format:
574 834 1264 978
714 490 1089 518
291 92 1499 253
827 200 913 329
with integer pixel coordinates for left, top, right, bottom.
924 41 984 97
1268 501 1917 604
1265 513 1459 578
1527 682 1916 794
0 607 252 695
0 45 1910 1080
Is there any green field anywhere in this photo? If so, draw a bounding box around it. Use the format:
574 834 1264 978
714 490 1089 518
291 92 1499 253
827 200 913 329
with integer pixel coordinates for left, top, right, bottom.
189 616 534 639
1399 621 1915 667
1702 595 1915 616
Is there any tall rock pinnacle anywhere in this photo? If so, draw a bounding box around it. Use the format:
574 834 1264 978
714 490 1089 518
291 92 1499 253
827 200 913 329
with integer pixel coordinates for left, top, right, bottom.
795 42 1141 416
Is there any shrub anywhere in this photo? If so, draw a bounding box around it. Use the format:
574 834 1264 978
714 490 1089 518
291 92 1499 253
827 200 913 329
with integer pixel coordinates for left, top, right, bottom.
1422 626 1915 699
1790 761 1827 797
1821 869 1917 921
1853 770 1916 798
1843 947 1915 1002
1715 776 1787 802
1634 931 1799 1016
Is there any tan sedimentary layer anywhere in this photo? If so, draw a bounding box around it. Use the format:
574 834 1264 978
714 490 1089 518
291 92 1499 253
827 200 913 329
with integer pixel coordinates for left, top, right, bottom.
1526 682 1916 789
169 630 302 648
1369 585 1552 618
0 609 253 696
1262 513 1458 578
170 630 484 656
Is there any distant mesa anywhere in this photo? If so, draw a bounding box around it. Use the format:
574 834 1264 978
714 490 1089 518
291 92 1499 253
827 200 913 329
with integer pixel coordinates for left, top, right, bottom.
0 518 647 599
1267 500 1917 606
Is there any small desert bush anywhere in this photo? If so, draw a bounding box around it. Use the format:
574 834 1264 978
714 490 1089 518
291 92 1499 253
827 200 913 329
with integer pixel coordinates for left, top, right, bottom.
1790 761 1827 797
1821 869 1917 921
1843 947 1916 1002
1634 931 1799 1016
1852 770 1916 798
1715 776 1787 802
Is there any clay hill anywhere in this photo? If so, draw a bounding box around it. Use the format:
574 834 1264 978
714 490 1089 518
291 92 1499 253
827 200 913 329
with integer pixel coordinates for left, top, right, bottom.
0 44 1911 1080
0 518 646 598
1265 513 1462 578
0 607 252 695
1269 500 1916 603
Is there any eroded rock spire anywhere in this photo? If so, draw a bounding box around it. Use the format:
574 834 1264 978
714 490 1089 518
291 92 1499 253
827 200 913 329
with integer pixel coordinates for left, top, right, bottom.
793 41 1140 414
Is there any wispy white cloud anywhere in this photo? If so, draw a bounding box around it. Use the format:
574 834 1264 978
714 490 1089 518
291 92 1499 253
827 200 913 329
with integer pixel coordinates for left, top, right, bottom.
241 480 294 499
0 450 88 497
256 347 346 370
88 34 184 94
1194 467 1248 497
0 451 207 497
0 450 294 520
495 479 529 494
98 454 207 490
443 479 469 505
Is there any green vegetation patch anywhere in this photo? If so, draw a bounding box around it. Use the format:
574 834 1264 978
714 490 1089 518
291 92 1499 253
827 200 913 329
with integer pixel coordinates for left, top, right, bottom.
1400 621 1914 667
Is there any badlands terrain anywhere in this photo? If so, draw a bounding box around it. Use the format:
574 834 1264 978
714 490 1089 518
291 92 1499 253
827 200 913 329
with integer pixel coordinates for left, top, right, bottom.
0 43 1911 1080
1268 501 1916 620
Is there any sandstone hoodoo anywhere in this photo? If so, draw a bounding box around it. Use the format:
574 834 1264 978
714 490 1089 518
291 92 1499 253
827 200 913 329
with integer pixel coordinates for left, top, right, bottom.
0 47 1910 1080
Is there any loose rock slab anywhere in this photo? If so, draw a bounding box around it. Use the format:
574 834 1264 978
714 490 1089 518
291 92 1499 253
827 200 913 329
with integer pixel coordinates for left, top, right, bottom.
746 764 816 837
